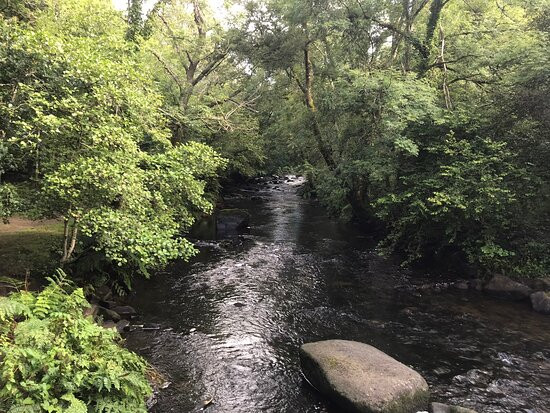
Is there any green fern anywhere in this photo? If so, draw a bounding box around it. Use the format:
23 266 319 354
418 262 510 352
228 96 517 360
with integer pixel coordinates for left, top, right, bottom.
0 272 151 413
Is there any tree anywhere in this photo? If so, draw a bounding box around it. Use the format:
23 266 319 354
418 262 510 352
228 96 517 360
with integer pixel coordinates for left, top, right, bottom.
0 0 226 283
142 0 265 177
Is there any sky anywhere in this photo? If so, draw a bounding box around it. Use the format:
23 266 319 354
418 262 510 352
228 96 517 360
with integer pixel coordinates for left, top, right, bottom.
112 0 155 12
112 0 231 20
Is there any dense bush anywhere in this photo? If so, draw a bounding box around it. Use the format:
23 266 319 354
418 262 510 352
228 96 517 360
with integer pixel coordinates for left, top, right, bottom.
0 272 151 412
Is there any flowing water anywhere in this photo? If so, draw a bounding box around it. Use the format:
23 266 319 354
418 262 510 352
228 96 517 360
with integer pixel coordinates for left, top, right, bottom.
125 178 550 413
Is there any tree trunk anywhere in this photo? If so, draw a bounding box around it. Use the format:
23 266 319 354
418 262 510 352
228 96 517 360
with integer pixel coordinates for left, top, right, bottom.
420 0 445 74
61 218 78 264
303 44 336 170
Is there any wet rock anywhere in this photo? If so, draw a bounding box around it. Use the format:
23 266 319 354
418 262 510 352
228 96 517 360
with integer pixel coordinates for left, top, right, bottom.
101 320 117 329
300 340 429 413
433 367 451 376
451 369 492 387
94 285 112 301
216 209 250 234
431 402 477 413
530 291 550 314
111 305 137 319
99 299 118 309
146 394 158 410
97 306 121 322
116 319 130 333
484 275 532 300
433 283 450 292
400 307 416 317
470 279 484 291
454 281 469 290
523 277 550 292
83 303 99 318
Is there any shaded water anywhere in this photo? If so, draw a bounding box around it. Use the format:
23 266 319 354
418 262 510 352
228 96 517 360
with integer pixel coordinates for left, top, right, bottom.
125 179 550 413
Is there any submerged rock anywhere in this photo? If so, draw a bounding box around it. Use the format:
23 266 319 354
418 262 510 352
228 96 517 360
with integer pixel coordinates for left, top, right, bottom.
484 275 532 300
300 339 429 413
454 281 469 290
111 305 136 319
530 291 550 314
216 209 251 235
431 402 477 413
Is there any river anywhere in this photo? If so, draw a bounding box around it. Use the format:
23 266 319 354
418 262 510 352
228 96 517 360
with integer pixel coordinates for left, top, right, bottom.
124 177 550 413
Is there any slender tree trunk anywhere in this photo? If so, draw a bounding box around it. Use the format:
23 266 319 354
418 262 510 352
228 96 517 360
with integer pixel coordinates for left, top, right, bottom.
420 0 445 74
303 43 336 170
402 0 412 71
61 217 78 264
66 224 78 262
62 217 69 262
439 25 453 109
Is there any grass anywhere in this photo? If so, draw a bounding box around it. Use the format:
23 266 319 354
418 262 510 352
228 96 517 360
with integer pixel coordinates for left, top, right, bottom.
0 217 64 281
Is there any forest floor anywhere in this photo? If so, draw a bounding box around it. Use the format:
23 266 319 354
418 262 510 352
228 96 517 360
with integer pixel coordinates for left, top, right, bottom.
0 217 63 280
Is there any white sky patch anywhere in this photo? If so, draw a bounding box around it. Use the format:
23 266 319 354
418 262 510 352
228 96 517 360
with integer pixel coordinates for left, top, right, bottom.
112 0 235 22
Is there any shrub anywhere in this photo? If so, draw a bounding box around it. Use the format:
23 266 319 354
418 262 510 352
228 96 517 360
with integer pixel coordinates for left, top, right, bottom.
0 271 151 413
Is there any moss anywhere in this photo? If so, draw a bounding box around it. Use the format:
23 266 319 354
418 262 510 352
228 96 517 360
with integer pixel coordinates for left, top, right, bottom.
383 389 430 413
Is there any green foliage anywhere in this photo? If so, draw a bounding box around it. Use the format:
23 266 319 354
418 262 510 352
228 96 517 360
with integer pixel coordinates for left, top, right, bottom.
0 184 20 222
2 0 549 280
142 0 266 178
244 0 550 276
0 271 151 412
0 0 226 279
375 129 522 272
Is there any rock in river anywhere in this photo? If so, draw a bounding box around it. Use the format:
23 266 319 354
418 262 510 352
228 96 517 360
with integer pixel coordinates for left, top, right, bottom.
300 340 429 413
431 402 477 413
530 291 550 314
484 275 532 300
111 305 137 319
216 209 250 235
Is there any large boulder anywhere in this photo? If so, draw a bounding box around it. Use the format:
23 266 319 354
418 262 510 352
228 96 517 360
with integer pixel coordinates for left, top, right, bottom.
484 275 532 300
216 209 250 236
300 340 429 413
431 402 477 413
530 291 550 315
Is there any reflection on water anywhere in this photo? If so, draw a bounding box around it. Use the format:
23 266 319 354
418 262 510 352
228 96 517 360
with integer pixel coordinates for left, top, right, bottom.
125 178 550 413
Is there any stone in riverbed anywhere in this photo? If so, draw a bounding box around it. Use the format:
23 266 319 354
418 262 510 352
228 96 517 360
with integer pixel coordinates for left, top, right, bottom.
453 281 469 290
111 305 137 318
216 209 250 235
431 402 477 413
524 277 550 292
116 319 130 333
530 291 550 314
97 306 121 322
483 275 532 300
300 340 429 413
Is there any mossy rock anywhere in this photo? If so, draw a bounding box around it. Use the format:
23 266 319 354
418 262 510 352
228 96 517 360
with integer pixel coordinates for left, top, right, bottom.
300 340 429 413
